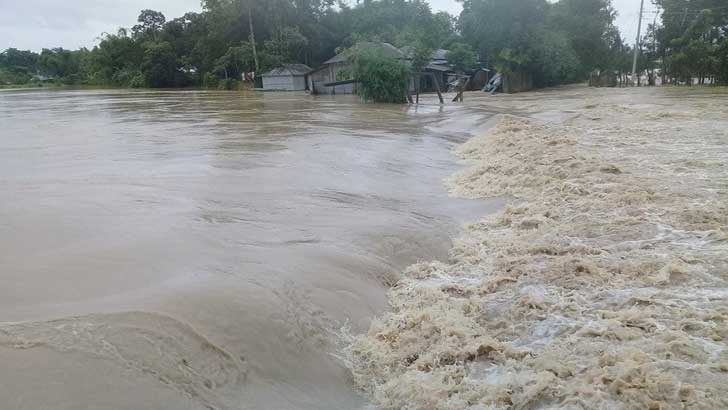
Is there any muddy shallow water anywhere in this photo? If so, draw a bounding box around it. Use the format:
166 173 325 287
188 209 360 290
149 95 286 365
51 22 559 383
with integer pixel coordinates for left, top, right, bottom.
0 89 502 409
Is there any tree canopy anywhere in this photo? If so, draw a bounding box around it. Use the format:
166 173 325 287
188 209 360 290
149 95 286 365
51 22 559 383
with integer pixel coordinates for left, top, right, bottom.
1 0 658 89
652 0 728 84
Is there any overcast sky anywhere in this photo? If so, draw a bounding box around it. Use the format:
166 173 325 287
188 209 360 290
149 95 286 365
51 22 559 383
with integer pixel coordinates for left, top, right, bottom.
0 0 650 52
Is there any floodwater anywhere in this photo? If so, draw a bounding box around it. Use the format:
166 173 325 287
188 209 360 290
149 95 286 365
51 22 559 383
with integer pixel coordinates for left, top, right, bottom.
0 89 502 410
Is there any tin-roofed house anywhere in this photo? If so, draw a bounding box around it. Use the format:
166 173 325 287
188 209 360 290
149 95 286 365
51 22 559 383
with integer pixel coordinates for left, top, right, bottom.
261 64 312 91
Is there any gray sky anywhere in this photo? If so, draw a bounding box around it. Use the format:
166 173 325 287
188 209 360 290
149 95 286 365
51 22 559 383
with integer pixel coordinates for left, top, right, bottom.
1 0 647 52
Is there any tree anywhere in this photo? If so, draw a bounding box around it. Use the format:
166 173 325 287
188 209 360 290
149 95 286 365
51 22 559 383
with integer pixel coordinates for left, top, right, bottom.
447 43 477 73
141 41 179 87
547 0 616 75
214 43 256 79
531 30 580 86
459 0 549 69
654 0 728 84
133 10 167 40
410 42 433 74
38 48 86 83
263 27 309 65
349 48 409 103
2 0 637 90
718 36 728 85
86 29 143 86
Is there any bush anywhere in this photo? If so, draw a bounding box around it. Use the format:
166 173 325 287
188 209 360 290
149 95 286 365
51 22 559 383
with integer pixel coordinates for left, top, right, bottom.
350 49 409 103
203 72 219 89
218 78 241 90
112 68 145 87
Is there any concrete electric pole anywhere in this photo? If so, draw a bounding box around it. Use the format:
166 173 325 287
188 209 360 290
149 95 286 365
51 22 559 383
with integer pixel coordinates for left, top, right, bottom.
631 0 646 86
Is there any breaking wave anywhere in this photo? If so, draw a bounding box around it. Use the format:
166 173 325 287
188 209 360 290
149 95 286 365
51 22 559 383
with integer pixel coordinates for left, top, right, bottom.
345 89 728 409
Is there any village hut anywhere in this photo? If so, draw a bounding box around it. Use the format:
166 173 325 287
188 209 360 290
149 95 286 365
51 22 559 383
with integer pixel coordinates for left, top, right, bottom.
261 64 312 91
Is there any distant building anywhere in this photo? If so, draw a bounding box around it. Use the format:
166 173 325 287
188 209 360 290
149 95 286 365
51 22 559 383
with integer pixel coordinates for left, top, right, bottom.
30 74 54 83
261 64 312 91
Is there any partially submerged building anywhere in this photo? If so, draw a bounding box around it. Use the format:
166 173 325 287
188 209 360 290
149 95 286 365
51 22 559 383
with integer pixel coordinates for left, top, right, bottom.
308 42 407 95
306 43 491 96
261 64 312 91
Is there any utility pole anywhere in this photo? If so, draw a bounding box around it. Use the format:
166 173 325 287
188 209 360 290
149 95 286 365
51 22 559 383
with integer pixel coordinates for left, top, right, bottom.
631 0 645 86
248 0 260 73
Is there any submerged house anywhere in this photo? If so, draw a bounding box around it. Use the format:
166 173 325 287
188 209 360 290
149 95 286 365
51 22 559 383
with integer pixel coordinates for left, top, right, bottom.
306 43 490 96
261 64 312 91
308 42 408 95
403 48 457 93
410 49 490 93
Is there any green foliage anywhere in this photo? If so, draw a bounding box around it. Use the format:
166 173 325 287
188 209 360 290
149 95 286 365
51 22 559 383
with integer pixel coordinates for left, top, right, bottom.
132 10 167 40
460 0 616 85
447 43 478 73
214 43 256 79
203 72 219 88
263 27 309 66
654 0 728 84
0 48 38 84
718 37 728 85
547 0 615 75
349 49 409 103
339 0 457 50
336 66 353 81
11 0 713 90
532 30 581 86
141 41 179 87
411 44 432 71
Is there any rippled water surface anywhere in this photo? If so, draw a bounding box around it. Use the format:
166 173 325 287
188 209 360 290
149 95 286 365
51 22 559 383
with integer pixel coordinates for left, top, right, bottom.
0 89 501 410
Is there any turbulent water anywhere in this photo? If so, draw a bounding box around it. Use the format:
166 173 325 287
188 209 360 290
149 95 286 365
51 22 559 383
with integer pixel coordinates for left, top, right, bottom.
0 89 503 410
347 87 728 409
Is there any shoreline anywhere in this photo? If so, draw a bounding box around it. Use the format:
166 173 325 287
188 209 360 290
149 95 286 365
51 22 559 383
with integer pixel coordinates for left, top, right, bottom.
346 86 728 409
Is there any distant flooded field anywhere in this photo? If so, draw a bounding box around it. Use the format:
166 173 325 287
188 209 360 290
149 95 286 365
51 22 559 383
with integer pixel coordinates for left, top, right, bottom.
0 89 502 410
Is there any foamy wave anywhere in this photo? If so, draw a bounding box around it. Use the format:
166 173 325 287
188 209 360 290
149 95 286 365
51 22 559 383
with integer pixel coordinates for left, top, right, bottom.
346 89 728 409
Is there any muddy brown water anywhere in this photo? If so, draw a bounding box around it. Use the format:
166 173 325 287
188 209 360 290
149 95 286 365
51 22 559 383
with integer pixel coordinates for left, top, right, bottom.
0 89 503 410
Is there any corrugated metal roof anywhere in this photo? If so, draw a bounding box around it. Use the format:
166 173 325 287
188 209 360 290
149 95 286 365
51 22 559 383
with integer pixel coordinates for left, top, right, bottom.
425 63 453 72
401 47 450 62
431 49 449 61
261 64 313 77
323 42 406 65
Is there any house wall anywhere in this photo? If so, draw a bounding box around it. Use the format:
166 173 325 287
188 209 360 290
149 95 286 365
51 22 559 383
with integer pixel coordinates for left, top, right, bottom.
309 68 332 94
262 75 307 91
329 83 356 95
308 62 357 95
292 76 307 90
468 70 489 91
503 71 533 93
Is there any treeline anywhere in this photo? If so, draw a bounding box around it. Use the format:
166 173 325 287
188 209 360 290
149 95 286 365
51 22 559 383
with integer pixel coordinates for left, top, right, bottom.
649 0 728 85
2 0 628 89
